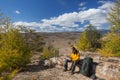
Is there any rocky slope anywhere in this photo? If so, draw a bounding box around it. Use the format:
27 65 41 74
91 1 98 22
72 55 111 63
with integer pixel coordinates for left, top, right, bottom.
12 52 120 80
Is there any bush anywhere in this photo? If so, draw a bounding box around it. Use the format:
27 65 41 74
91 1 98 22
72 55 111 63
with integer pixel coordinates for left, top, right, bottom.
98 33 120 57
40 45 59 60
76 24 101 51
0 12 32 80
76 32 91 51
0 29 31 73
99 0 120 57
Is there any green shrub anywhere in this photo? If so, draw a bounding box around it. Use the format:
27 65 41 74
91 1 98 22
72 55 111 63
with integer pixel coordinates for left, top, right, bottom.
40 45 59 60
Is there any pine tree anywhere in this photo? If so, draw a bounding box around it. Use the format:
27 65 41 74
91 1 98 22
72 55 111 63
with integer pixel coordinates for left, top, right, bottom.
0 17 31 73
99 0 120 57
107 0 120 33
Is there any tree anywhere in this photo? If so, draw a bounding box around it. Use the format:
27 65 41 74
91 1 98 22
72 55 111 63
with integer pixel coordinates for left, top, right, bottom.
99 0 120 57
0 14 31 75
107 0 120 33
85 24 101 48
76 32 91 51
0 11 45 79
76 24 101 51
99 33 120 57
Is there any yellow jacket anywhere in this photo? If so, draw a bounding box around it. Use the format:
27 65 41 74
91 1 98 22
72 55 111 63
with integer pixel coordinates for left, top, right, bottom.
69 53 80 61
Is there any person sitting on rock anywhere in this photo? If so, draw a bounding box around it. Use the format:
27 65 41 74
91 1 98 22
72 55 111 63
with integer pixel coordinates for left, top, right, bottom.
63 46 80 74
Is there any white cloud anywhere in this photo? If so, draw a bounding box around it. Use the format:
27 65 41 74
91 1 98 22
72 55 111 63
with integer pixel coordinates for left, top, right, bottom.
14 21 41 27
79 2 87 7
98 1 114 10
78 7 87 11
41 12 79 27
78 2 87 11
14 1 114 32
15 10 21 14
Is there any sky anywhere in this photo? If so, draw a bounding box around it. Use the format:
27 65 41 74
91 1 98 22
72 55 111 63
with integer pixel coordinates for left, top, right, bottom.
0 0 115 32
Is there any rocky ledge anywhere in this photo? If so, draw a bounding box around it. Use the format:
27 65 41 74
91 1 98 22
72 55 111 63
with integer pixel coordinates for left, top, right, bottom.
12 56 120 80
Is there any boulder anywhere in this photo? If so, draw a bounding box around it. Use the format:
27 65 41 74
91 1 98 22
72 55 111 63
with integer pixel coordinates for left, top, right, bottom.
96 62 120 80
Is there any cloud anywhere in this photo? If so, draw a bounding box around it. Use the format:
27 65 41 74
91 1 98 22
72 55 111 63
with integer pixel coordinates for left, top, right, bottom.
14 21 41 27
78 2 87 11
98 1 114 11
78 7 87 11
79 2 87 7
41 8 107 28
14 1 114 32
15 10 21 14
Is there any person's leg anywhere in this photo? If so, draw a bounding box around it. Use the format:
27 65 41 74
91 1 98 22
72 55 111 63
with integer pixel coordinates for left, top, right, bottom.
71 61 77 74
64 59 71 71
69 62 73 70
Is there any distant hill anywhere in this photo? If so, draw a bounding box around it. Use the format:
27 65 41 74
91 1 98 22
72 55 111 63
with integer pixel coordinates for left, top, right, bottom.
35 30 109 49
37 32 82 49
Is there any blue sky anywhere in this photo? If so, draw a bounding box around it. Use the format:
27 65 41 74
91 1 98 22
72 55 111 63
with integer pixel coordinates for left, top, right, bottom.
0 0 115 32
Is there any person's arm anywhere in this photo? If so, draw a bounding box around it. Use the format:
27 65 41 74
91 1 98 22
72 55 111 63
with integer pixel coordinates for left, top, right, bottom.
69 53 73 58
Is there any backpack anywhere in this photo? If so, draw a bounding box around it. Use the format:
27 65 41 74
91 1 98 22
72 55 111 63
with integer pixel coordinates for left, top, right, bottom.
80 57 93 77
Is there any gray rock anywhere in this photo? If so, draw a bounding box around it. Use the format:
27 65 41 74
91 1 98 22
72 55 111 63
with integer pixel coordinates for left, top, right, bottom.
96 62 120 80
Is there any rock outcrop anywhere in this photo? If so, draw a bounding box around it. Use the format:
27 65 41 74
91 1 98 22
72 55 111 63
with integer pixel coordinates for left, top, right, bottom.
43 56 120 80
12 56 120 80
96 57 120 80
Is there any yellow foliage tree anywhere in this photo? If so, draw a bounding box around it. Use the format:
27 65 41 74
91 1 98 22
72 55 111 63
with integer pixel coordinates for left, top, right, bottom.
76 32 91 51
99 0 120 57
0 17 31 78
99 33 120 57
